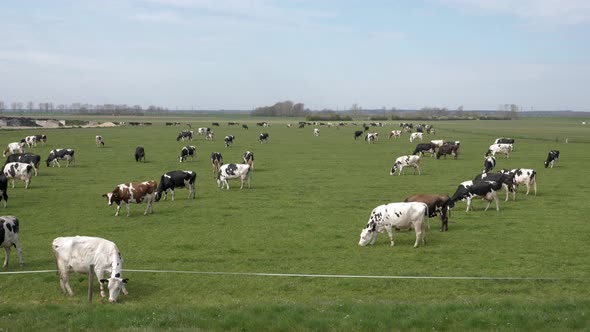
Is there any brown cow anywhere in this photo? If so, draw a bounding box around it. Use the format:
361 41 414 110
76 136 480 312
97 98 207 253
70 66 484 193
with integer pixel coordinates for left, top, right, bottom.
103 181 157 217
404 194 452 232
436 144 459 160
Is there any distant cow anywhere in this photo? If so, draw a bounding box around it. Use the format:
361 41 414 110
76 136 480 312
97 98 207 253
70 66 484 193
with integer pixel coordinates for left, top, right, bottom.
179 146 196 162
224 135 235 147
155 170 196 201
212 122 220 127
103 180 157 216
206 131 214 141
135 147 145 162
3 162 33 189
544 150 560 168
176 130 193 141
404 194 452 232
197 127 210 135
354 130 363 140
436 144 459 159
409 132 423 143
0 175 7 208
4 153 41 176
243 151 254 170
1 216 24 267
494 138 515 145
450 180 502 212
52 236 128 302
3 142 25 157
211 152 223 173
258 133 269 143
483 156 496 173
24 136 37 148
391 155 421 175
474 172 516 202
242 124 249 130
365 133 378 143
95 135 105 147
412 143 436 157
358 202 428 248
485 143 513 158
388 130 402 139
430 140 445 148
217 164 251 190
500 168 537 197
314 128 320 136
46 149 75 167
35 134 47 146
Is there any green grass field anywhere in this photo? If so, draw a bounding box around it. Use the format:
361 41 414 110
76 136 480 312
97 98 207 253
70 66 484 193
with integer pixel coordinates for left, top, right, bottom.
1 116 589 331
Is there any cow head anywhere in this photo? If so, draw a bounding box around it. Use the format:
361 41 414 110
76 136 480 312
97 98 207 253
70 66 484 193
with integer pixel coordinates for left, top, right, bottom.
358 222 377 246
390 162 400 175
103 189 122 206
100 275 129 303
484 149 492 157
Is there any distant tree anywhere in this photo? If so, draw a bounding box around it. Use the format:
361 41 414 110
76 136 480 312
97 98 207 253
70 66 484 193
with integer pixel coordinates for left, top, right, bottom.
251 100 309 117
27 101 34 112
350 103 362 118
0 101 4 113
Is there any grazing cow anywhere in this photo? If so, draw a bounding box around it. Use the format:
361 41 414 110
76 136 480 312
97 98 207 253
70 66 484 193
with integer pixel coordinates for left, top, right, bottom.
404 194 451 232
474 172 516 202
390 155 421 175
35 134 47 146
365 133 378 143
485 143 513 158
314 128 320 136
242 124 249 130
0 216 24 267
494 138 515 145
259 133 269 143
176 130 193 141
211 152 223 172
431 140 445 148
0 175 7 207
228 122 239 126
95 135 105 147
135 147 145 162
3 142 25 157
358 202 428 248
103 181 157 216
409 132 423 143
412 143 436 157
450 180 502 212
436 144 459 159
483 156 496 173
206 131 214 141
52 236 128 302
388 130 402 139
354 130 363 140
500 168 537 197
155 170 196 201
4 153 41 176
46 149 75 167
24 136 37 148
217 164 251 190
3 162 33 189
299 123 305 129
544 150 560 168
224 135 235 147
197 127 210 135
212 122 220 127
243 151 254 169
179 146 196 162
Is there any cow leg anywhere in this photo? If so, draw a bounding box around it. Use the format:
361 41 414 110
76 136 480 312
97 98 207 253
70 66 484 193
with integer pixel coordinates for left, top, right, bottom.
416 165 421 176
494 193 500 211
413 223 424 248
96 269 106 297
170 189 175 201
25 179 30 189
504 185 509 202
533 180 537 196
14 241 24 267
385 225 395 247
11 179 15 189
115 204 121 217
3 247 10 267
126 203 131 217
466 197 472 212
2 191 7 208
225 180 230 190
188 184 195 199
56 160 61 167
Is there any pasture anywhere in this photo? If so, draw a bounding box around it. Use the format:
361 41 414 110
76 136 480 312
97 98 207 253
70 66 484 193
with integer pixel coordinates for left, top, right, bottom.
1 117 589 330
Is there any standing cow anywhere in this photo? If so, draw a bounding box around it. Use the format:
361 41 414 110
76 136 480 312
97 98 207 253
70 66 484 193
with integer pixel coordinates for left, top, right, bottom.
485 144 513 159
390 155 421 176
544 150 560 168
358 202 428 248
24 136 37 148
135 147 145 162
224 135 235 148
211 152 223 173
1 216 24 268
0 175 7 208
4 153 41 176
95 135 105 147
3 162 33 189
409 133 423 143
258 133 269 143
483 156 496 173
3 142 25 157
46 149 75 167
243 151 254 170
35 134 47 146
217 164 251 190
103 181 157 216
155 171 196 201
404 194 452 232
500 168 537 197
52 236 128 302
179 146 196 162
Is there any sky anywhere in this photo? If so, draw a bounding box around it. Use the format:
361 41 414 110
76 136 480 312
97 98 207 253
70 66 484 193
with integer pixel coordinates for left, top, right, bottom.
1 0 589 111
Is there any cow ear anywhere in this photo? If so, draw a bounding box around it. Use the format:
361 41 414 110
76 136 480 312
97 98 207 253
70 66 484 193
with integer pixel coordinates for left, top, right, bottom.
100 279 108 284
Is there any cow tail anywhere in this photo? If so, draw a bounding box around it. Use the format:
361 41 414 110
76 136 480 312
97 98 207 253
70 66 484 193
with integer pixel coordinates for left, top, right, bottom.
422 203 430 232
531 170 537 184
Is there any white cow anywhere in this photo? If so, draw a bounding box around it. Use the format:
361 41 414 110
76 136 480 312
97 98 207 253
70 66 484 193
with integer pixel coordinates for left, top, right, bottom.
197 127 210 135
217 163 251 190
500 168 537 197
388 130 402 139
358 202 428 248
409 132 423 143
485 143 513 158
3 162 33 189
52 236 129 302
24 136 37 148
314 128 320 136
390 155 421 175
365 133 378 143
2 142 25 157
1 216 24 268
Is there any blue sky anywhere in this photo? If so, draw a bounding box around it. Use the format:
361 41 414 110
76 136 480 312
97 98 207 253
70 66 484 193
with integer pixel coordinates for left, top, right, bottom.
1 0 589 111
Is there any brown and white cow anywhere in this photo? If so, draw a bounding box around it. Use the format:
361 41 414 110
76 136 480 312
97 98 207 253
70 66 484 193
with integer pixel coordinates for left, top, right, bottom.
3 142 25 157
103 181 157 217
404 194 452 232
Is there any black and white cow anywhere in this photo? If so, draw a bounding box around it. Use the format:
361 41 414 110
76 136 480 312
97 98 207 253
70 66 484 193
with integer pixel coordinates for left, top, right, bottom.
412 143 436 157
1 216 24 267
243 151 254 170
0 175 7 208
3 162 33 189
473 172 516 202
35 134 47 146
224 135 235 147
95 135 105 147
135 147 145 162
217 164 251 190
258 133 269 143
176 130 193 141
197 127 210 135
46 149 75 167
155 170 196 201
211 152 223 172
354 130 364 140
390 155 421 175
179 146 196 162
485 143 513 158
494 138 515 145
24 136 37 148
365 132 378 143
450 180 502 212
4 153 41 176
500 168 537 197
409 132 423 143
544 150 560 168
358 202 428 248
483 156 496 173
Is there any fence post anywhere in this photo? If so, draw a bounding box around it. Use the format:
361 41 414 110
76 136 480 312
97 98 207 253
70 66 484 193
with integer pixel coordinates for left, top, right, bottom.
88 264 95 303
